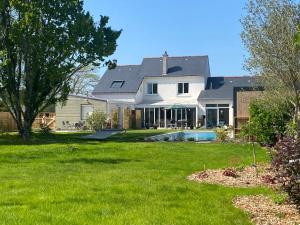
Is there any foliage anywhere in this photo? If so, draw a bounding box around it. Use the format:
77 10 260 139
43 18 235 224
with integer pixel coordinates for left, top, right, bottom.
223 168 238 178
241 0 300 133
215 126 233 142
70 65 100 95
272 136 300 209
240 99 293 146
86 110 107 131
0 0 121 139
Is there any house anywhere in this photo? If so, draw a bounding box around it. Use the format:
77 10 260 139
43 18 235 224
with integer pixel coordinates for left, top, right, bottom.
55 95 107 130
92 52 259 129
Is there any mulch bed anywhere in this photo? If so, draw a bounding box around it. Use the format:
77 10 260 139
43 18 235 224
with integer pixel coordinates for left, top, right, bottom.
234 195 300 225
188 164 279 188
188 164 300 225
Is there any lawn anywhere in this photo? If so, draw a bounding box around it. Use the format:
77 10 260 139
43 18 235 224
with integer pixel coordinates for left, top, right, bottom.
0 130 271 225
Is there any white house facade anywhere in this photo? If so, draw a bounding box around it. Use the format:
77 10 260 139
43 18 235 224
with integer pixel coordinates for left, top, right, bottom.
92 52 256 129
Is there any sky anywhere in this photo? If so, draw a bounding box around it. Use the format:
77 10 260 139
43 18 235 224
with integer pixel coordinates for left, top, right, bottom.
83 0 249 76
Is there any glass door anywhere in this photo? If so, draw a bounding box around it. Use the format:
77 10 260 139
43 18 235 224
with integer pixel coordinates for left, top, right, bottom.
206 109 218 128
218 108 229 126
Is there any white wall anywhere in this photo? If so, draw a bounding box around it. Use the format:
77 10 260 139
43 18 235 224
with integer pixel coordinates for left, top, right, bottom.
94 93 136 104
136 76 205 104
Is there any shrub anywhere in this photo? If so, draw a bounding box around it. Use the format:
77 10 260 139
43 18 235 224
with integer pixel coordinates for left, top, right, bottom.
240 100 293 146
86 110 107 131
272 136 300 209
215 126 233 142
222 168 238 178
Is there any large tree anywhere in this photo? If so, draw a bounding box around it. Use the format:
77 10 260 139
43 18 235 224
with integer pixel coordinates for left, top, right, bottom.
0 0 121 139
70 66 100 96
241 0 300 134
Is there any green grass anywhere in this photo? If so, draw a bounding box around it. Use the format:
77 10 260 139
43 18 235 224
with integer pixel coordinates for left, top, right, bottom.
0 130 271 225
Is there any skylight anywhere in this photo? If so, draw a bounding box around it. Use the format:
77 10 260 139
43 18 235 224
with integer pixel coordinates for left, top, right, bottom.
110 81 125 88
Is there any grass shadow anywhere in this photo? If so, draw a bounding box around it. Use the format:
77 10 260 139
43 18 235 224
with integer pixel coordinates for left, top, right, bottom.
59 157 141 164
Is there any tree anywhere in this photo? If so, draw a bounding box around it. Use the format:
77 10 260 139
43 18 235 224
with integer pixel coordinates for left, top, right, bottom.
241 99 293 146
241 0 300 135
86 110 107 131
0 0 121 139
70 65 100 96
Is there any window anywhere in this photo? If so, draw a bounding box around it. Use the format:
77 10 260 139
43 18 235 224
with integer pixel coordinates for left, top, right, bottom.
147 83 158 94
81 105 93 120
206 104 217 107
178 83 189 94
218 104 229 107
110 81 124 88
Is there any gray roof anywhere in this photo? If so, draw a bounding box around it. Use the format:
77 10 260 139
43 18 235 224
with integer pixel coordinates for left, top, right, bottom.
139 56 210 77
93 55 210 94
93 65 143 94
198 76 259 100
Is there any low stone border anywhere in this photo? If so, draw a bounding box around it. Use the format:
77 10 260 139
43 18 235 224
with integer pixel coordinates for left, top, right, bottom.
188 164 278 188
234 195 300 225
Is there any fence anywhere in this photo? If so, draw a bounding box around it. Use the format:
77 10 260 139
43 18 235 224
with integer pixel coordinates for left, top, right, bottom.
0 112 56 132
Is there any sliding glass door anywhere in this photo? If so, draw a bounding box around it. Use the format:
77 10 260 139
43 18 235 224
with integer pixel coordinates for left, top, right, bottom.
206 109 218 128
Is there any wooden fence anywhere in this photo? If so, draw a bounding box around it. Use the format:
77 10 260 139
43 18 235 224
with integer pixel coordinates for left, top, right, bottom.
0 112 56 132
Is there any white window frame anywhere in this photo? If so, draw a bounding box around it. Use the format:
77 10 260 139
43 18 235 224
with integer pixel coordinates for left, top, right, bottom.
147 83 158 95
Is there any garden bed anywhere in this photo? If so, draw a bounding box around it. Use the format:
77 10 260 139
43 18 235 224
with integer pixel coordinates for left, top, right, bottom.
188 164 278 188
234 195 300 225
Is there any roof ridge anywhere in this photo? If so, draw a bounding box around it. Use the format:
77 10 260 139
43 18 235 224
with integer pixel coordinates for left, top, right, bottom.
143 55 208 59
115 64 140 67
210 76 253 78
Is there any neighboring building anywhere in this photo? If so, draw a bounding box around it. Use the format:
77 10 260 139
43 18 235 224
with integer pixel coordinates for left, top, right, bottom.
92 52 259 129
55 95 107 130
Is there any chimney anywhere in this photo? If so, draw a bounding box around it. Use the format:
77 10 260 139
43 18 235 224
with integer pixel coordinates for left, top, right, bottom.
162 51 168 75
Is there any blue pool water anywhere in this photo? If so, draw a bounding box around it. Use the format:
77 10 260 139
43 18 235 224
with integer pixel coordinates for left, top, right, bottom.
147 131 216 142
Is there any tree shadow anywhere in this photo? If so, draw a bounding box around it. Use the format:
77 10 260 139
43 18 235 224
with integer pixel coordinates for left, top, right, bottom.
0 130 167 145
59 157 141 164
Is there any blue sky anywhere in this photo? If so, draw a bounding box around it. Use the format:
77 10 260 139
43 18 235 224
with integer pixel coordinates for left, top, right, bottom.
84 0 249 76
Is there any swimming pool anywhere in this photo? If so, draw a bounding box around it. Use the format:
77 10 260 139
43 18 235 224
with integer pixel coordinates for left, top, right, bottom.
147 131 216 142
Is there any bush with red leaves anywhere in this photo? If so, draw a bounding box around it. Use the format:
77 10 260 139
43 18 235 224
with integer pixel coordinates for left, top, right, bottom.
223 168 238 178
196 171 209 179
261 174 276 184
272 136 300 209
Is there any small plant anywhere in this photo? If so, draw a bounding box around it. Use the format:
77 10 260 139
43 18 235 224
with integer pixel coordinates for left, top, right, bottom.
222 168 238 178
261 174 276 184
215 126 233 143
86 110 107 131
196 171 209 179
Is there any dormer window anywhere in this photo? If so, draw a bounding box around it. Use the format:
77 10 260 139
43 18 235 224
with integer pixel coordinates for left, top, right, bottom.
111 80 124 88
147 83 158 95
178 83 189 94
